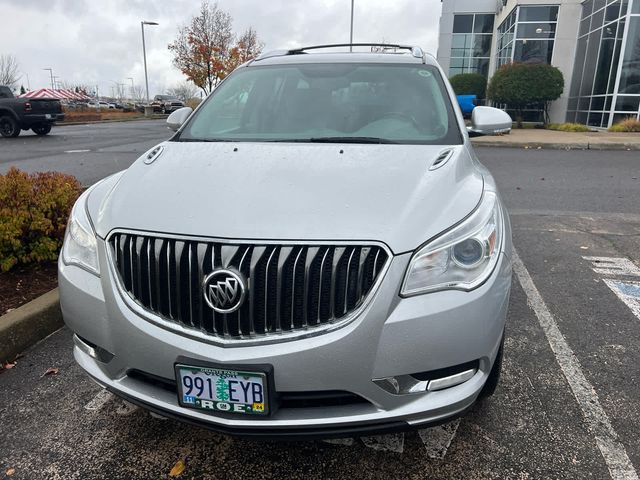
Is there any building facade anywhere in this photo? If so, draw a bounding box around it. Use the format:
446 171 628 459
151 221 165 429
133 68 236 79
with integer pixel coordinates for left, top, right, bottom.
437 0 640 127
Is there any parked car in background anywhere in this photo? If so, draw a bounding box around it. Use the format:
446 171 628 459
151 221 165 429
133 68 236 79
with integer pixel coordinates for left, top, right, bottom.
456 94 477 118
60 44 513 438
87 101 114 110
151 95 185 114
0 85 65 137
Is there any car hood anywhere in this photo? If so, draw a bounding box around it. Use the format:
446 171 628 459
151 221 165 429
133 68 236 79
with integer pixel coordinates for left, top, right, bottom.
91 141 483 253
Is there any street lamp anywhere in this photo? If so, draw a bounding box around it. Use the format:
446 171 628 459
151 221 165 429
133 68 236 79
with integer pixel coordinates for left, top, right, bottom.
141 20 159 104
350 0 354 52
43 67 54 90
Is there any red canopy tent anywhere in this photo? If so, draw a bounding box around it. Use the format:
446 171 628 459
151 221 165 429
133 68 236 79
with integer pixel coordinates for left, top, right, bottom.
18 88 91 101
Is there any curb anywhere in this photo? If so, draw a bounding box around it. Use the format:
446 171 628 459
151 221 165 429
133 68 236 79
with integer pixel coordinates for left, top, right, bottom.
471 140 640 150
0 289 62 363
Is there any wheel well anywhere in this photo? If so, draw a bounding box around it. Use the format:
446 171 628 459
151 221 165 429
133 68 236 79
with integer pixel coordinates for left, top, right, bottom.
0 108 18 120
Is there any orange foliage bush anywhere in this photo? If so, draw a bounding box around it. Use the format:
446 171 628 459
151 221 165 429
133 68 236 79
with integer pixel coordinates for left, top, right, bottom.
0 167 82 271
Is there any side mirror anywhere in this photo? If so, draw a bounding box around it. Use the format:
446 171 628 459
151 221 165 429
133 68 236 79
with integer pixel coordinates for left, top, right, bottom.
468 106 512 137
166 107 193 132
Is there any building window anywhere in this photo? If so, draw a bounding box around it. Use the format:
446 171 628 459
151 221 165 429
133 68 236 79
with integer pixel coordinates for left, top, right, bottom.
567 0 638 128
496 5 559 67
449 13 494 77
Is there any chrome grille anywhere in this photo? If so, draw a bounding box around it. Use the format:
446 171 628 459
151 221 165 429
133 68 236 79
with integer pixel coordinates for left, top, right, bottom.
108 233 389 341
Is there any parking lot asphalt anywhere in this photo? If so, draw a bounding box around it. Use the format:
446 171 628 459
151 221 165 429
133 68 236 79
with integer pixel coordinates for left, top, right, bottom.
1 121 640 479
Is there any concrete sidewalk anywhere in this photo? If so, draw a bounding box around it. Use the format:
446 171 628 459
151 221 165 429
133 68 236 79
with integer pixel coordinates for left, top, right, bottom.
471 128 640 150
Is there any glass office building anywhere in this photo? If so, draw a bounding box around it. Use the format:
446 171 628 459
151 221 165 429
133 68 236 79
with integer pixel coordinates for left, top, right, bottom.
496 6 559 68
449 13 495 76
567 0 640 127
438 0 640 126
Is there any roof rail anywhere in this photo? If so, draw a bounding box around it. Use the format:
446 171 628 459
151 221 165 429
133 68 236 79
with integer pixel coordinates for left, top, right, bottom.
254 43 425 62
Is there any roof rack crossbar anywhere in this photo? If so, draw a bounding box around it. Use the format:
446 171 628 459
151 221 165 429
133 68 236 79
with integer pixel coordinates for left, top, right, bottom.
287 43 424 58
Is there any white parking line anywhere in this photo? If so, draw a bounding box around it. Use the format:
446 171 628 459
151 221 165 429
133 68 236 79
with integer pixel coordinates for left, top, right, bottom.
418 419 461 460
64 149 91 153
513 250 638 480
360 433 405 453
84 390 114 411
603 279 640 320
583 257 640 277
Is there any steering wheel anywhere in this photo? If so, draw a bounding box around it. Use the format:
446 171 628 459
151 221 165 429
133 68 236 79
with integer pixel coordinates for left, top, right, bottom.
378 112 422 130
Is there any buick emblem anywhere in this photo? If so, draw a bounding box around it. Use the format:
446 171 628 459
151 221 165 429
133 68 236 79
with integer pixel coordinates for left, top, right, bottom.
203 269 246 313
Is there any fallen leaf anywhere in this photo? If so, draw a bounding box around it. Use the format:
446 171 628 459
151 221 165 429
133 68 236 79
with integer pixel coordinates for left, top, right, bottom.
42 367 59 377
169 459 186 477
2 362 16 370
6 467 16 476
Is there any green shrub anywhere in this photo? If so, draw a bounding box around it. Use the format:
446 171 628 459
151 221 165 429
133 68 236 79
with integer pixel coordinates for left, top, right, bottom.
449 73 487 98
608 118 640 132
487 63 564 127
0 167 82 272
546 123 592 132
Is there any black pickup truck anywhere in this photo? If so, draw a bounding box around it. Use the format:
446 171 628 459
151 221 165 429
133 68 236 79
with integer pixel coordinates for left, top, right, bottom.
0 85 65 138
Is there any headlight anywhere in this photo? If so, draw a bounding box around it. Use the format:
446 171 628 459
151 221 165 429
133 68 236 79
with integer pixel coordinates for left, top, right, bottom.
401 190 503 296
61 189 99 275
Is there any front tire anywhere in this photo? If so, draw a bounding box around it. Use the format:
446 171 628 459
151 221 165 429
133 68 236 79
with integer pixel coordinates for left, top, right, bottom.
32 124 52 136
0 116 20 138
479 333 504 398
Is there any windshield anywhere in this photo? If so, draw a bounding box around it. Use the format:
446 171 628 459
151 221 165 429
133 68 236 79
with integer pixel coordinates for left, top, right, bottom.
178 63 461 144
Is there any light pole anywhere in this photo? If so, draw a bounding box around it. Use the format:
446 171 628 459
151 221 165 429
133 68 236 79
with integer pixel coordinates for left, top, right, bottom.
349 0 354 52
43 68 54 90
141 20 159 104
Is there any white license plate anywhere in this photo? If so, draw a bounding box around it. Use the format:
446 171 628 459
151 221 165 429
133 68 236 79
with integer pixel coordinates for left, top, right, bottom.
175 364 268 415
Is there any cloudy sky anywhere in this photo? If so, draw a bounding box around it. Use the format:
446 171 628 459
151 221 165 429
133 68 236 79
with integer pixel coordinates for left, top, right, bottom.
1 0 442 98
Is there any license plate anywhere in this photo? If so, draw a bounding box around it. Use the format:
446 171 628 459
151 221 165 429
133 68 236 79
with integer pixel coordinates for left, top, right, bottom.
175 364 269 415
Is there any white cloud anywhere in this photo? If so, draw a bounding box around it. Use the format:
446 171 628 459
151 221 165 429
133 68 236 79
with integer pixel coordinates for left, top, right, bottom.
0 0 442 97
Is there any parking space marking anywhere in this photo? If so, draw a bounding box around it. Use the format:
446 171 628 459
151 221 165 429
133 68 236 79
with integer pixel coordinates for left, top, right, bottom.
513 250 638 480
417 419 461 460
360 433 405 453
64 149 91 153
84 390 114 411
583 257 640 277
603 280 640 320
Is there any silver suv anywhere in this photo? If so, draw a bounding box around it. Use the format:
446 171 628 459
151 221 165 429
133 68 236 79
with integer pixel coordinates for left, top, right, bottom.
59 44 513 438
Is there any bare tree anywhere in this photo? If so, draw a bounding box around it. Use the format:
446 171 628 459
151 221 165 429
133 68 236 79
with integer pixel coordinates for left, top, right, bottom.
167 81 198 102
131 84 145 103
0 54 20 90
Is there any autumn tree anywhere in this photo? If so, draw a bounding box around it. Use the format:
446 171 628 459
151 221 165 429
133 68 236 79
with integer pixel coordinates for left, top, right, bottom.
0 54 20 90
224 28 264 73
168 1 263 95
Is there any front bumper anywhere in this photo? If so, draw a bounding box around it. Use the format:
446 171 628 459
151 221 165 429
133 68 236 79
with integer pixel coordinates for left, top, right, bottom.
59 241 511 438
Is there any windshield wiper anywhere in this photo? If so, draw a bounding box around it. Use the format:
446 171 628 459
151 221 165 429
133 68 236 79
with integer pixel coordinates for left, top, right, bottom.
309 136 398 144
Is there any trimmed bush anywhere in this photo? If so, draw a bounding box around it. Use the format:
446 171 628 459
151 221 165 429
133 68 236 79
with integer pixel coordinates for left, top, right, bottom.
0 168 82 272
546 123 592 132
608 118 640 132
487 63 564 127
449 73 487 98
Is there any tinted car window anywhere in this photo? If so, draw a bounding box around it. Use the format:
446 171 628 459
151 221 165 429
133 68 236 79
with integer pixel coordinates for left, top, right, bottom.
179 63 461 145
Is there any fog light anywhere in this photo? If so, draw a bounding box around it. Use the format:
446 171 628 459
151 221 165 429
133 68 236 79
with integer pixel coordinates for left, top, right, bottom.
373 361 479 395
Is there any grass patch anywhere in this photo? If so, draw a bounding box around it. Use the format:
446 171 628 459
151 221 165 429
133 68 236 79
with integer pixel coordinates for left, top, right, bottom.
546 123 592 132
608 118 640 132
